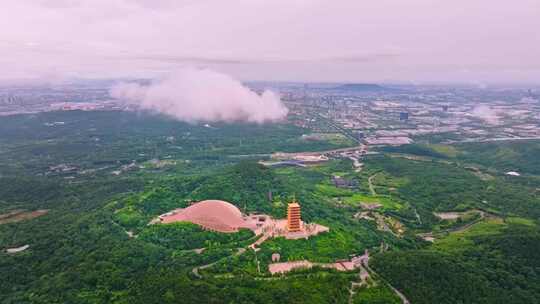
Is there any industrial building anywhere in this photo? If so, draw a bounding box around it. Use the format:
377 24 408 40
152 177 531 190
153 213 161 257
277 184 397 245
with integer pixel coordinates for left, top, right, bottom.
399 112 409 120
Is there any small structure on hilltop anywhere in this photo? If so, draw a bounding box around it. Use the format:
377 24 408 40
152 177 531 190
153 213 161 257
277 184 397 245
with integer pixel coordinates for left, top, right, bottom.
331 175 358 189
260 152 329 167
6 244 30 254
360 202 383 210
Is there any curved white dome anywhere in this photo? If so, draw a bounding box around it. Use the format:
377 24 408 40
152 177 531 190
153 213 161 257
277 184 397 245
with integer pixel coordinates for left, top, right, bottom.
161 199 247 232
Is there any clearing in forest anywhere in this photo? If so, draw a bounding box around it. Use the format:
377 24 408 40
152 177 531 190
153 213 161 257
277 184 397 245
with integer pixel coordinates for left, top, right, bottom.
0 209 48 225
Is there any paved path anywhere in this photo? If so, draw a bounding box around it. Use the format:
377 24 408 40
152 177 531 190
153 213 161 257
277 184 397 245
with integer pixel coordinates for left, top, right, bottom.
389 285 410 304
359 252 411 304
192 247 246 279
368 173 378 196
192 260 218 278
417 210 489 240
413 208 422 225
111 220 136 238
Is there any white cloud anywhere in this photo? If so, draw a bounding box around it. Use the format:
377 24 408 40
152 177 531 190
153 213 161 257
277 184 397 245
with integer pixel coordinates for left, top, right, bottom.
470 105 501 125
110 68 288 123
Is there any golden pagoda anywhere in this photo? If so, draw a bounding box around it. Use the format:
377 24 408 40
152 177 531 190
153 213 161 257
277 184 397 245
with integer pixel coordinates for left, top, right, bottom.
286 199 302 232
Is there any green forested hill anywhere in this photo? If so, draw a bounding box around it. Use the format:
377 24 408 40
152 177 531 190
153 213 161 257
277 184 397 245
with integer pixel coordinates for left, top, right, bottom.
372 223 540 304
2 111 540 303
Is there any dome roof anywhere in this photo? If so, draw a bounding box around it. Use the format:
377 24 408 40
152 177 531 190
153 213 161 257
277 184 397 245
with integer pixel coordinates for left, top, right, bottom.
161 200 247 233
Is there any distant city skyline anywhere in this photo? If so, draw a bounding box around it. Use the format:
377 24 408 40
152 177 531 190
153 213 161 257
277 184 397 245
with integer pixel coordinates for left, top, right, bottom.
1 0 540 84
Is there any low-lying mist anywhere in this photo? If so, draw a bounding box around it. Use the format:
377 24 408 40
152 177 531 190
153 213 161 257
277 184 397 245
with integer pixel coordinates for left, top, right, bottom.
110 68 288 124
470 105 501 125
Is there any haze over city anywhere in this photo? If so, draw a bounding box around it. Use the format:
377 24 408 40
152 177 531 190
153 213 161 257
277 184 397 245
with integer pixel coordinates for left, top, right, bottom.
2 0 540 84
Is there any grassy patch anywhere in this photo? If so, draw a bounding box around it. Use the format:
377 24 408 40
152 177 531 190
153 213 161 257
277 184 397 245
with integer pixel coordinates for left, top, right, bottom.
506 217 536 227
344 194 403 210
315 184 355 197
302 133 356 146
428 144 460 158
431 218 506 253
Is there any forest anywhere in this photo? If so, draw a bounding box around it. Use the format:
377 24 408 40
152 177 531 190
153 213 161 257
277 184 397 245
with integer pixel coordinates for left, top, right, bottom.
1 111 539 303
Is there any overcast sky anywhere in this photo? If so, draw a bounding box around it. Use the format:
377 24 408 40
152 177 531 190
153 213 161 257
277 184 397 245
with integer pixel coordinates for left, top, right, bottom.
1 0 539 84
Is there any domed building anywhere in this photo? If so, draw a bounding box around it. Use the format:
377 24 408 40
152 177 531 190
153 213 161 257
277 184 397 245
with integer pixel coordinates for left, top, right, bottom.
159 199 249 233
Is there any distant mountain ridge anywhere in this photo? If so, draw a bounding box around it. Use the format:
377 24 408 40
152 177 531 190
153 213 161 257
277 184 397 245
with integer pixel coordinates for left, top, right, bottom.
332 83 397 92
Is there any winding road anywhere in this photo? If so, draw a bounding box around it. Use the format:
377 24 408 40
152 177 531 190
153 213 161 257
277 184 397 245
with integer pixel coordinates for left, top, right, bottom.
368 173 378 196
417 210 491 240
192 247 246 278
354 251 411 304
